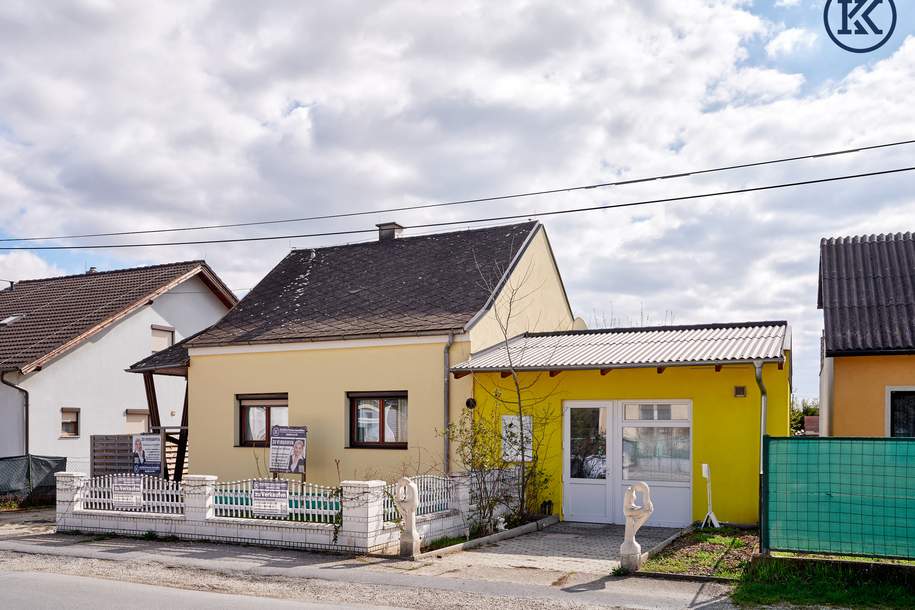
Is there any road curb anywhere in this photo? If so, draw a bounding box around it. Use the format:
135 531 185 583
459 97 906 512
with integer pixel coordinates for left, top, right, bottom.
414 515 559 560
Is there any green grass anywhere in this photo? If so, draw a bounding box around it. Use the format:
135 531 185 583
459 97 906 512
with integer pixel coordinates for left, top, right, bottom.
733 558 915 608
641 527 756 580
774 551 915 567
421 535 467 552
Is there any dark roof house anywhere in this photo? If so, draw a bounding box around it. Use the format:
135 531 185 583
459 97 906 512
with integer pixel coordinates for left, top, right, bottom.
818 232 915 356
0 261 236 374
818 231 915 438
188 221 556 348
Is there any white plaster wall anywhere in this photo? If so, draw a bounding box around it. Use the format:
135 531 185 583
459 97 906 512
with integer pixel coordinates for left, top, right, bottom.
0 377 26 456
20 275 229 471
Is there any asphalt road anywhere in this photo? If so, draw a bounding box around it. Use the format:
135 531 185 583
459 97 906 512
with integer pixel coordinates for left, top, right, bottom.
0 569 397 610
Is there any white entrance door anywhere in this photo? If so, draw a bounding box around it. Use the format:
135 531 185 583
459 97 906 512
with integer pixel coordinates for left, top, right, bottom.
563 401 612 522
563 400 693 527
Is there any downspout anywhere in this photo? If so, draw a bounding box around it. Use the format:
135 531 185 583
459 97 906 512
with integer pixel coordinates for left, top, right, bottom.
754 361 767 475
443 332 455 474
754 360 768 553
2 371 29 455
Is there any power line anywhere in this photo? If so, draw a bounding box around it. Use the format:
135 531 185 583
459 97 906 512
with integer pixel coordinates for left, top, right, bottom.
3 138 914 243
1 165 912 251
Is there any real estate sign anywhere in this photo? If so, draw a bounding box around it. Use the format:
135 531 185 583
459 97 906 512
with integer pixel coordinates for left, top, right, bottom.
268 426 308 474
251 479 289 518
131 433 162 475
111 475 143 510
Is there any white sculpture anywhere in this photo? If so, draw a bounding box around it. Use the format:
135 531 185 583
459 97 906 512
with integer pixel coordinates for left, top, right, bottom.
619 481 653 571
393 477 420 557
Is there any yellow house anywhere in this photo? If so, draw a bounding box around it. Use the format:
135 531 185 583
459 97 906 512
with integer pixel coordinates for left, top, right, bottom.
452 322 792 526
172 221 575 483
818 233 915 438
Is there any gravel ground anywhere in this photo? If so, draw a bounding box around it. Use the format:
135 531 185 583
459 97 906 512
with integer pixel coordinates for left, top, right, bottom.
0 550 616 610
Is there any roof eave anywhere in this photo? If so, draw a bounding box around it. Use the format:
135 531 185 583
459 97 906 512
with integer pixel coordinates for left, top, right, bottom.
452 356 786 373
188 326 470 349
825 348 915 358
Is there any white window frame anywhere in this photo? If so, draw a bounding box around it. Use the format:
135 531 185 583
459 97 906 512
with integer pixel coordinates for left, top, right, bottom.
884 386 915 437
619 400 692 489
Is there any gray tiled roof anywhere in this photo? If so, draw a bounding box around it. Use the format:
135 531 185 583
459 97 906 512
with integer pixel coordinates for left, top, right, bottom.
452 321 790 371
0 261 233 373
188 222 540 347
818 232 915 355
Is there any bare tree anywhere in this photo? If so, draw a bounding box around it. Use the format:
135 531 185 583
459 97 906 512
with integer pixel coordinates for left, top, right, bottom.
457 246 568 523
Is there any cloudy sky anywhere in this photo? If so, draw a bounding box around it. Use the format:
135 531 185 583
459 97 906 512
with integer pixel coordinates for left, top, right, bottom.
0 1 913 397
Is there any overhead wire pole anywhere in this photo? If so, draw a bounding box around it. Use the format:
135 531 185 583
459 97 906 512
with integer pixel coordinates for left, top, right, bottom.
1 138 914 243
0 165 913 251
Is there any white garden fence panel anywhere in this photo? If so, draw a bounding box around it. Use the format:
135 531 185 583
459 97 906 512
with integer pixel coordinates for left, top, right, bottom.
82 474 184 514
213 478 340 523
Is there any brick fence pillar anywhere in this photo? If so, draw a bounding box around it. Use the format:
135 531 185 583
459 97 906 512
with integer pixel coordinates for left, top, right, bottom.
340 480 386 553
54 472 88 528
183 475 216 525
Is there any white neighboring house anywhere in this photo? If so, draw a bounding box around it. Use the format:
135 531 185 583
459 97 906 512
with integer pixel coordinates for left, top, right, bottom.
0 261 237 472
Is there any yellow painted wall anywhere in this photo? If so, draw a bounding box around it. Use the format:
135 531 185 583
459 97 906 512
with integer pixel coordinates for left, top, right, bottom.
468 228 575 351
469 359 791 525
189 340 464 484
831 354 915 436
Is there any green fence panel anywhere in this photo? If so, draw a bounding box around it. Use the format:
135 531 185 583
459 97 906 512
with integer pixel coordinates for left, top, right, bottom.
766 437 915 559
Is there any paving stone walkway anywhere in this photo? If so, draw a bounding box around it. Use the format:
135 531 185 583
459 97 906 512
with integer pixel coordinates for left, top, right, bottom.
421 521 681 576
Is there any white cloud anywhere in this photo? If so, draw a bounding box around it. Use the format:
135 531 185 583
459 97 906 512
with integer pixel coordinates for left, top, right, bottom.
766 27 817 58
0 3 911 397
775 0 802 7
0 252 64 282
708 67 805 104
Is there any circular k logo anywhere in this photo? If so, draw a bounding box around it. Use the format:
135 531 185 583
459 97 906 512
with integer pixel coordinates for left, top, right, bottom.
824 0 897 53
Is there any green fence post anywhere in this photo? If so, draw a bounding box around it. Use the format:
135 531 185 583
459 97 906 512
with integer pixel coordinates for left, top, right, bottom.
759 435 770 555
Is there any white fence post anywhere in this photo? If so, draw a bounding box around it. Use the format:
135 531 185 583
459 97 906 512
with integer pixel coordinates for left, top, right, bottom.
183 475 216 526
54 472 87 526
340 480 386 553
449 472 471 514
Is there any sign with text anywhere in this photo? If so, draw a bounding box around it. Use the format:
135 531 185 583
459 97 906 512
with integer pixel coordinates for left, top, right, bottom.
111 476 142 510
132 433 162 475
251 479 289 518
268 426 308 474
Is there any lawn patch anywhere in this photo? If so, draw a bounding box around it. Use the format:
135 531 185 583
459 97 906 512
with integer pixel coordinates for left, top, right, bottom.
733 556 915 608
641 526 756 580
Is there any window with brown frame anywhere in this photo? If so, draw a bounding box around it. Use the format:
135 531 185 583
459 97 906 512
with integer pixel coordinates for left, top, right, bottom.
60 408 80 438
238 394 288 447
348 392 407 449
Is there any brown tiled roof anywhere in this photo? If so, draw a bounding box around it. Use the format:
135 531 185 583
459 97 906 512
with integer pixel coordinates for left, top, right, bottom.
189 222 541 347
0 261 235 373
818 232 915 355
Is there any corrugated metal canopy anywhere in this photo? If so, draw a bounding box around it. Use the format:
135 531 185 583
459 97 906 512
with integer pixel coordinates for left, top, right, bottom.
452 321 790 372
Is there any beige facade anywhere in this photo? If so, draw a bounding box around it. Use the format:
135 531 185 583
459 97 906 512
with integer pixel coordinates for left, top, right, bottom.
187 226 574 483
823 354 915 437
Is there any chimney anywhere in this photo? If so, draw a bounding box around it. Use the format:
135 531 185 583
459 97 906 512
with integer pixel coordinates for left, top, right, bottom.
87 266 98 274
376 222 404 242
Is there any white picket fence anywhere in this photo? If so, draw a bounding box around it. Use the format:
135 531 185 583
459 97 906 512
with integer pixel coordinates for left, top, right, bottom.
213 478 341 523
82 474 184 514
383 474 454 521
77 473 452 523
